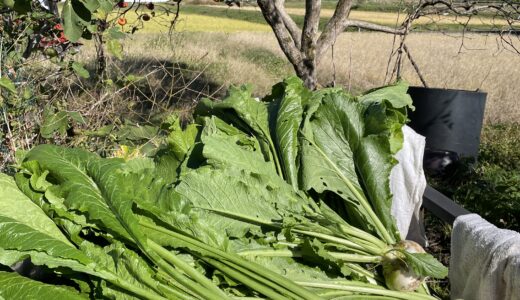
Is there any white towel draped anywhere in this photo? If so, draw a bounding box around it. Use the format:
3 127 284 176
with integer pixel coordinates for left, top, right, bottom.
450 213 520 300
390 125 428 246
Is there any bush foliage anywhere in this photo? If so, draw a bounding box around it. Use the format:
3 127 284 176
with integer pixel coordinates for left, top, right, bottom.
431 123 520 231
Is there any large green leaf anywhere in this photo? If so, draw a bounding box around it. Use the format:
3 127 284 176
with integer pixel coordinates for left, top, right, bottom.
0 174 72 246
18 148 188 299
80 241 165 299
266 77 310 190
200 116 276 176
62 0 97 42
359 81 413 109
0 271 86 300
196 85 281 175
130 168 227 248
62 0 84 42
300 89 402 244
23 145 133 243
85 158 149 249
165 115 198 162
178 112 317 239
0 175 96 275
175 167 285 238
360 82 411 154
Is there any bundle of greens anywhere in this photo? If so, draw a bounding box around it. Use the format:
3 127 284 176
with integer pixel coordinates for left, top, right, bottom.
0 77 447 299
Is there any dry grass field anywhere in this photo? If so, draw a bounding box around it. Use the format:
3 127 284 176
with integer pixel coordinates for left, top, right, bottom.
78 3 520 124
318 32 520 124
229 5 510 27
115 3 513 33
90 30 520 124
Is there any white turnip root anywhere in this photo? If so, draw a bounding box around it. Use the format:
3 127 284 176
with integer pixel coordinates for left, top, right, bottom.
383 240 426 292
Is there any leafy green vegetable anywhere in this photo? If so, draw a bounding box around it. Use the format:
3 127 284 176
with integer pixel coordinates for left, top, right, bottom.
300 89 400 244
0 77 445 299
23 145 134 243
0 173 167 300
0 174 73 245
267 77 311 190
400 251 449 279
196 84 283 176
165 115 198 162
0 271 86 300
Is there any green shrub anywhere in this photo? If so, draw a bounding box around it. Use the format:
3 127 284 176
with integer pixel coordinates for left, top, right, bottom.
453 163 520 231
479 123 520 171
430 123 520 231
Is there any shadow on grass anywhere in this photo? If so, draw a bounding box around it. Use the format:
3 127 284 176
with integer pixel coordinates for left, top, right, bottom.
119 58 226 113
69 57 227 125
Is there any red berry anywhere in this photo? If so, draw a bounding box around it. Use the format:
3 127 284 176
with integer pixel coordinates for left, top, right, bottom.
53 23 63 31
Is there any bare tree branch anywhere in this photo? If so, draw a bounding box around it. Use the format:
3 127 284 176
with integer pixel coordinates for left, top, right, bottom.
300 0 322 87
345 20 406 34
274 0 302 49
403 44 428 87
316 0 354 61
257 0 304 70
302 0 321 55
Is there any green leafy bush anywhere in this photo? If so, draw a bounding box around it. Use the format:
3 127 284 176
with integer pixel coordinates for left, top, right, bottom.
454 164 520 231
479 123 520 171
431 123 520 231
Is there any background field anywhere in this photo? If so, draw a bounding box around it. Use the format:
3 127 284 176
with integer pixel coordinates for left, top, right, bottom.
86 2 520 124
83 25 520 124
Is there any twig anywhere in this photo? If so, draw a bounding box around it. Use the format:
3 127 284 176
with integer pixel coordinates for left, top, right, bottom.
403 44 428 88
2 110 16 156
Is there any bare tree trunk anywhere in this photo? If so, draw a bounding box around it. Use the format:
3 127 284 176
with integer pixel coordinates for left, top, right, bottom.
256 0 354 90
295 66 317 90
255 0 407 90
255 0 517 90
300 0 321 89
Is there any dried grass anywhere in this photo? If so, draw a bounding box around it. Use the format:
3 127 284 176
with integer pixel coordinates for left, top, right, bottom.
77 30 520 124
318 32 520 124
130 31 518 124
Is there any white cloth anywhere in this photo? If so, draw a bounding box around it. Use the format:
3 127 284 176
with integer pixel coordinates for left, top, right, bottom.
390 125 427 246
450 213 520 300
